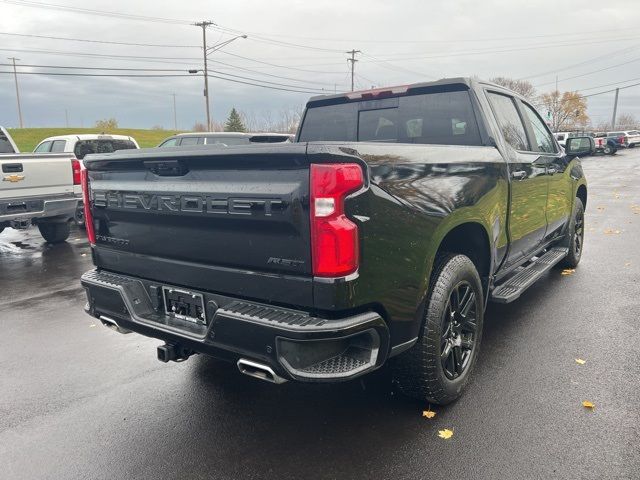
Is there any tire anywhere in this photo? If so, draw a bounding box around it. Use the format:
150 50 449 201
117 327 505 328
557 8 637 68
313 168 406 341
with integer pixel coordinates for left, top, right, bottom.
393 254 484 405
603 144 613 155
74 204 85 228
38 222 71 243
559 198 585 269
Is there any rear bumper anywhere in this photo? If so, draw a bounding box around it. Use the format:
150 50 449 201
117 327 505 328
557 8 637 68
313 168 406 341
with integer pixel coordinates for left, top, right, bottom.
0 194 78 223
81 269 390 382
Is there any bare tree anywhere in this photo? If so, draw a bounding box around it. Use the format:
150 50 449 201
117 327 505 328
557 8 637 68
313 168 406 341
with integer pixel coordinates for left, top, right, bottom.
490 77 536 100
539 90 589 132
616 113 639 129
95 118 118 130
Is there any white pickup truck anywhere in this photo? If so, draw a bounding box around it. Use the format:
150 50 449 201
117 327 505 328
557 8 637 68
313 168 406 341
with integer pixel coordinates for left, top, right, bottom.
1 129 80 243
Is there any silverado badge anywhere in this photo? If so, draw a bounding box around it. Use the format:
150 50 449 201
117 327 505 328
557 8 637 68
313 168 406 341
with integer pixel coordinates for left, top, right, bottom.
2 174 25 183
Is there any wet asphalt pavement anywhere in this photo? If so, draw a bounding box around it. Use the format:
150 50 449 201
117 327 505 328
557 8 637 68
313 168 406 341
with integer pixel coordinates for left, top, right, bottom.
1 150 639 480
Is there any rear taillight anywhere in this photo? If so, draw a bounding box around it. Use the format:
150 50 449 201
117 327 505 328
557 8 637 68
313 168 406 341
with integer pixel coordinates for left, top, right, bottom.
80 164 96 245
71 159 81 185
310 163 364 277
619 136 625 144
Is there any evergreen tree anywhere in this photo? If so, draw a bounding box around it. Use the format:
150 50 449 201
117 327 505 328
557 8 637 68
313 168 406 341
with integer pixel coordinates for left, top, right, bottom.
224 108 246 132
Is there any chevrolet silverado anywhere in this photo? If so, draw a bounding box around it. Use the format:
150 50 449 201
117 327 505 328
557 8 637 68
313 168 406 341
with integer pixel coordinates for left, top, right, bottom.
80 78 589 404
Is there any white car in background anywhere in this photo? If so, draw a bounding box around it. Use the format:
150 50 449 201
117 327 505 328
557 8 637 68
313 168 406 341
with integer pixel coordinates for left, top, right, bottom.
33 134 139 225
553 132 572 148
34 134 139 159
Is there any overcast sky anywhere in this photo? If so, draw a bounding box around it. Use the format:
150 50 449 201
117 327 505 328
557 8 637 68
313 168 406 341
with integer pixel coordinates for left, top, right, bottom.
1 0 639 130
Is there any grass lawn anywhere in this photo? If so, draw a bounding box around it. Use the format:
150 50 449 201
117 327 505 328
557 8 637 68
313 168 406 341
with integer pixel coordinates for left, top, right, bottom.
7 128 183 152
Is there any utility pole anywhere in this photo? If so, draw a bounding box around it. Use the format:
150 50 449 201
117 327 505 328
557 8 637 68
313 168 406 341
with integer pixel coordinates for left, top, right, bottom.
346 49 361 92
611 88 620 130
171 93 177 131
194 21 214 131
8 57 23 128
65 109 69 128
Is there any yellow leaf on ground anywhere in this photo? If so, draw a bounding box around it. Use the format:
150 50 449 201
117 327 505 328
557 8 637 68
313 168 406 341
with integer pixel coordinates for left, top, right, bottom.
603 229 621 235
575 358 586 365
422 410 436 419
89 324 96 328
582 400 595 409
596 206 605 211
561 269 575 276
625 262 632 267
438 428 454 439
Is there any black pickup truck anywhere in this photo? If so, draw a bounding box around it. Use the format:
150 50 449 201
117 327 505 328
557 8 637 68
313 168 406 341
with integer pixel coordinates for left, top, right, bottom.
80 78 589 404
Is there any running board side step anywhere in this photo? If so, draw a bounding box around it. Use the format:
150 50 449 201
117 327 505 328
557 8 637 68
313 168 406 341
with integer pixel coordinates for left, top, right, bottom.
490 247 568 303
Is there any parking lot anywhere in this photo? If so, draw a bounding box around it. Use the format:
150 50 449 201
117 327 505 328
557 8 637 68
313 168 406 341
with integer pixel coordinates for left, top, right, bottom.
0 149 638 480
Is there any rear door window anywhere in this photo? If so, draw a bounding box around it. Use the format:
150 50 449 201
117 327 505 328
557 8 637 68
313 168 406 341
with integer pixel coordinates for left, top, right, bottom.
486 92 529 151
205 136 250 145
159 138 178 147
178 136 204 146
34 141 53 153
50 140 67 152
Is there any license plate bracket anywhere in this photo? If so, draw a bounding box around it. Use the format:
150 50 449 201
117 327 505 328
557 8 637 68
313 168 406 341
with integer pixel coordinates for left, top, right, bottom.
162 287 206 325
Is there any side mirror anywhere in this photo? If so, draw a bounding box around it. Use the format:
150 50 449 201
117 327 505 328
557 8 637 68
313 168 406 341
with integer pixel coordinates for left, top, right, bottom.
565 137 593 158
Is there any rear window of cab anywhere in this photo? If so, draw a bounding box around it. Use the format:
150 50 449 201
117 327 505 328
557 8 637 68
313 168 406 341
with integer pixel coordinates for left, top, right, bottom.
298 89 482 146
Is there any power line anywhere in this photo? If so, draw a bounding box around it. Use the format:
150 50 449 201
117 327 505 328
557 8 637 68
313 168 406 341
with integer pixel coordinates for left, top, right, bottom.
534 56 640 88
523 44 640 80
0 0 191 25
0 69 328 94
0 31 199 48
0 61 341 88
211 24 640 45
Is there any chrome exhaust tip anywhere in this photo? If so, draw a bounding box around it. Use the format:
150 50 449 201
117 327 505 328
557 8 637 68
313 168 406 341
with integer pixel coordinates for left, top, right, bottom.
99 315 131 334
237 358 287 384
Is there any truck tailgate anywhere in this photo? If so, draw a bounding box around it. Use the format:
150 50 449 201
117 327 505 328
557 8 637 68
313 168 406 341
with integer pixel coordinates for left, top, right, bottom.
0 153 74 199
85 145 314 306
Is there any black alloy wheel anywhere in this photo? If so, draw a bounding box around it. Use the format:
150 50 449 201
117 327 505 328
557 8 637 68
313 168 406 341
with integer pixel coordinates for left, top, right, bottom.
440 281 477 380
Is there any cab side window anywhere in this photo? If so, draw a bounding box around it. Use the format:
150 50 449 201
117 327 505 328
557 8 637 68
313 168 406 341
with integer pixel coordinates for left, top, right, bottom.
487 92 529 151
50 140 66 153
522 103 557 153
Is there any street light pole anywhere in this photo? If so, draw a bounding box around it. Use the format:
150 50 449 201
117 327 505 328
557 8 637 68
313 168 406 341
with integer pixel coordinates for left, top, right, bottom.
193 22 247 131
8 57 24 128
194 21 214 130
171 93 177 131
346 50 361 92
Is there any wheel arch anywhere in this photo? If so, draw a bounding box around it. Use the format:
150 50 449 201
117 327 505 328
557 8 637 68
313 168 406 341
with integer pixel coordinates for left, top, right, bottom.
576 183 587 209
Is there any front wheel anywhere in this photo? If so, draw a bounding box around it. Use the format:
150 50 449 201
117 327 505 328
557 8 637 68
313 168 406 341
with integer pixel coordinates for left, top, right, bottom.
393 254 484 405
38 222 70 243
559 198 585 269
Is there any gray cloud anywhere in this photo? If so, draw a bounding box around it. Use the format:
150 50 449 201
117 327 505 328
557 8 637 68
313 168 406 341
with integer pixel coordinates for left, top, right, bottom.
1 0 639 129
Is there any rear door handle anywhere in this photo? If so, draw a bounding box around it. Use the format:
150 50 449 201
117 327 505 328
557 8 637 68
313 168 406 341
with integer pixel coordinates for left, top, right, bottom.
511 170 527 180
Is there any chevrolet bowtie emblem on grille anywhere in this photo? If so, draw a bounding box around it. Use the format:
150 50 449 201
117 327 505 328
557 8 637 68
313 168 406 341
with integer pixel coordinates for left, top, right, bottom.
2 174 25 183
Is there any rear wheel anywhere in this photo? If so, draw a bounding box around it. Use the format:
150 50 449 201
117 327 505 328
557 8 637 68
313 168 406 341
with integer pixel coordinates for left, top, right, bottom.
38 222 70 243
559 198 584 269
393 254 484 405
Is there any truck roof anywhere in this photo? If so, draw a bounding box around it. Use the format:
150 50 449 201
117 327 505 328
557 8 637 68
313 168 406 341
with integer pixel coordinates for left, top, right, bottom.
306 77 520 106
39 134 135 142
